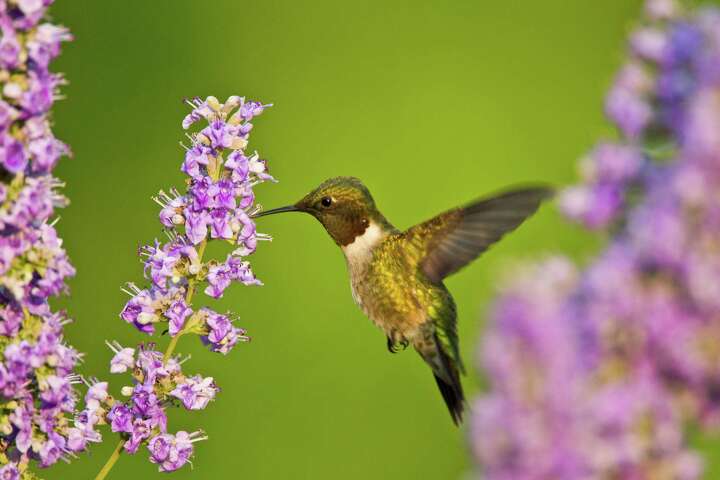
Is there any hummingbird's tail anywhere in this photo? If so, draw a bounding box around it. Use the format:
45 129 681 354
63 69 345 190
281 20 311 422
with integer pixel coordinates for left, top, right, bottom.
420 334 465 425
433 371 464 426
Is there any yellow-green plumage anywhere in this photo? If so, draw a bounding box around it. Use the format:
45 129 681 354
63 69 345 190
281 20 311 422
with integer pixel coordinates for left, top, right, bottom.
254 176 552 425
358 234 464 423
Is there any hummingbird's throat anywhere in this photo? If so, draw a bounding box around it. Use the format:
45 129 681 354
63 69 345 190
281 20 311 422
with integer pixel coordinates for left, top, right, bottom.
327 214 370 247
341 221 385 264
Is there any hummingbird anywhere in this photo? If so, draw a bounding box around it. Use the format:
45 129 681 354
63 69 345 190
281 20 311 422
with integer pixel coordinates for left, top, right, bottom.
254 177 551 425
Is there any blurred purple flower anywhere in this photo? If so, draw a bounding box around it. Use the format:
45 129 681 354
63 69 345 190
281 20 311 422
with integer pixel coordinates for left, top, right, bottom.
472 1 720 478
0 0 105 474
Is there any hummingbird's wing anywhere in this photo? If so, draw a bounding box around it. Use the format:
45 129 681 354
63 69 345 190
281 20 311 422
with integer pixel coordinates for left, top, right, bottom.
404 186 552 283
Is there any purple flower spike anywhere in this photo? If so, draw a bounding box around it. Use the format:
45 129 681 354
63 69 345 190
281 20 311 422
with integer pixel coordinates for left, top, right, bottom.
104 94 272 473
128 95 271 343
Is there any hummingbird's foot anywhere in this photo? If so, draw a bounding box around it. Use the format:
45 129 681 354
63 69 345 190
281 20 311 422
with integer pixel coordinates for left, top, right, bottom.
387 336 409 354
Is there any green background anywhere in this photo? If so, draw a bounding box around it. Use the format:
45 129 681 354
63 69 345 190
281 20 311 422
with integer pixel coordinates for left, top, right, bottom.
39 1 717 478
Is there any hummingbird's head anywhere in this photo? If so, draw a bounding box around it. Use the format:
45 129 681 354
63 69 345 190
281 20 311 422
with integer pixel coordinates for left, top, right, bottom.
254 176 385 246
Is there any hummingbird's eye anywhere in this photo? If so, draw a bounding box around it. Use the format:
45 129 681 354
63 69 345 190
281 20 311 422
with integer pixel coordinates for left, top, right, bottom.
321 196 333 208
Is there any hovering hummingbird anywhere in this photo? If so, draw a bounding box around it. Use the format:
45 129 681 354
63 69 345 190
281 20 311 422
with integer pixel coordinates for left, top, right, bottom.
254 177 551 425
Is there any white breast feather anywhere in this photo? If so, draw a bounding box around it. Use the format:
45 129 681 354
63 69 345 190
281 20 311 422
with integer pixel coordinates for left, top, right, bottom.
341 222 384 265
342 222 385 309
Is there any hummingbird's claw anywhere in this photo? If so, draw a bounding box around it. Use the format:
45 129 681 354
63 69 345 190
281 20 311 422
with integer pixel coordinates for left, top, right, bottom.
387 336 409 354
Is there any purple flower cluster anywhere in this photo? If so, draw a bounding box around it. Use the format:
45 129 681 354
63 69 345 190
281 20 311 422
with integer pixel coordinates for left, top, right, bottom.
0 1 102 476
102 95 272 474
122 95 270 341
105 343 211 471
474 260 701 479
473 1 720 478
0 0 71 176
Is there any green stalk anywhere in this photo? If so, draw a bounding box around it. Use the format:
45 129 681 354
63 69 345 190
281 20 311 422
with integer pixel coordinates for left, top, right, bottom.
92 439 123 480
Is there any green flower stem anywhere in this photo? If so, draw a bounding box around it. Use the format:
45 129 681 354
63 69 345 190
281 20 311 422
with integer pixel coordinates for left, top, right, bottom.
93 440 124 480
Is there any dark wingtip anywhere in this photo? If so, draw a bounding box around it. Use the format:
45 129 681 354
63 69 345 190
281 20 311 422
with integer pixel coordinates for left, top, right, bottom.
508 184 556 201
525 185 556 210
533 185 556 200
464 184 555 217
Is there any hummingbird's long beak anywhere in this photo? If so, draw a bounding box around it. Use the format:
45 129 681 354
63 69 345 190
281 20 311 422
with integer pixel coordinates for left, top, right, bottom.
252 205 300 218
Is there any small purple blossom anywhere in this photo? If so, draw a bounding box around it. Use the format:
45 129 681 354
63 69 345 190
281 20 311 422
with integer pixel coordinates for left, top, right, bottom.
0 464 19 480
170 375 218 410
120 286 159 334
107 341 135 374
559 183 623 228
200 309 249 355
605 62 654 138
184 210 210 245
560 143 645 228
107 404 133 434
120 283 185 335
165 299 192 336
124 418 156 454
204 255 261 299
239 100 270 121
148 430 206 472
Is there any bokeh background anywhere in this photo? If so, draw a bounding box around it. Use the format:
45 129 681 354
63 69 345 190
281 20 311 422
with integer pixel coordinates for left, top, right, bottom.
41 1 720 478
